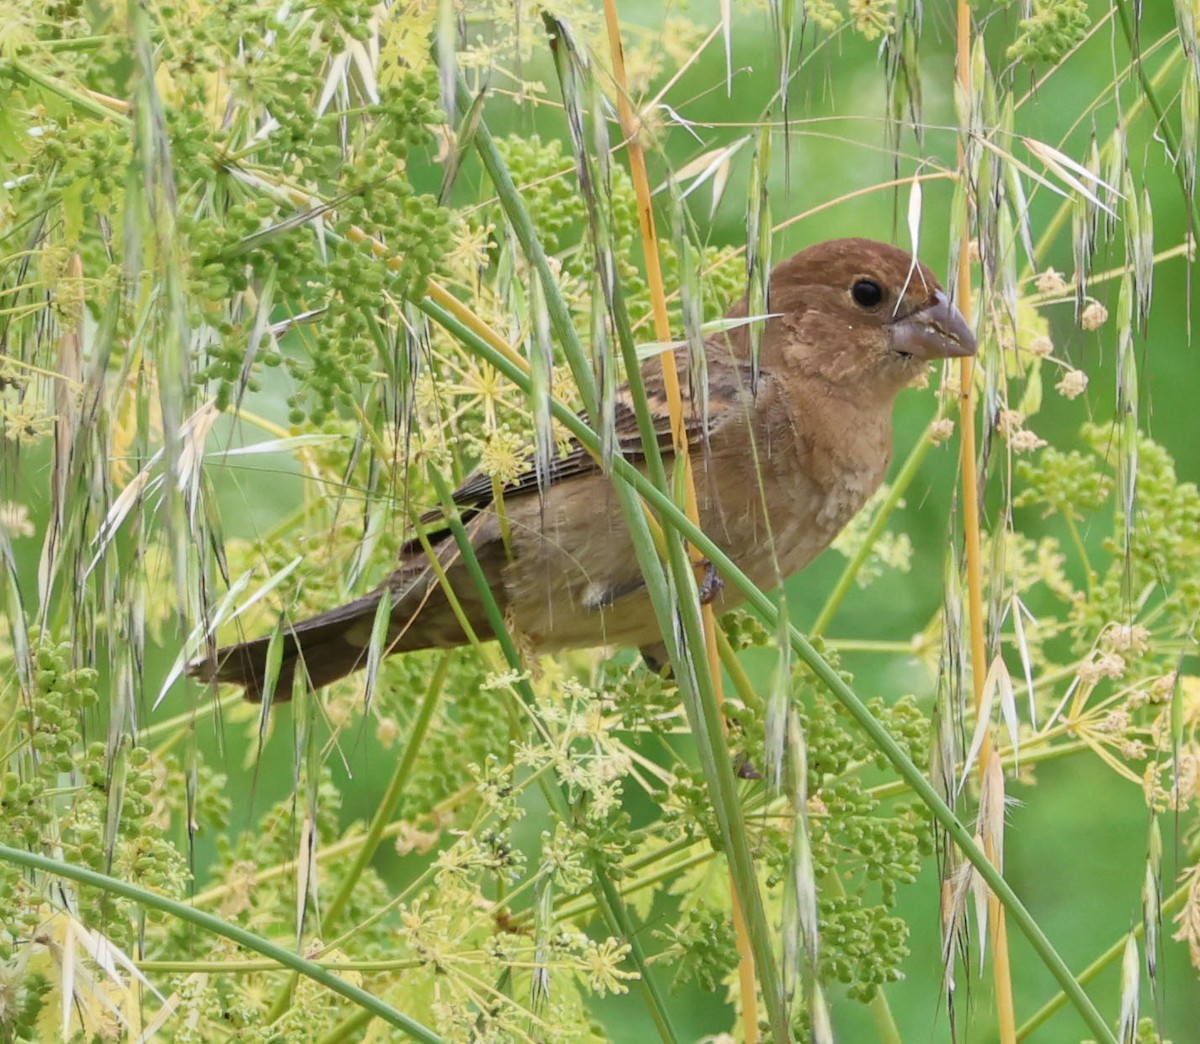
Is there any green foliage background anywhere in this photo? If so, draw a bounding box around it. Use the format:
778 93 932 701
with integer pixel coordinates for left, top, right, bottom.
2 0 1199 1041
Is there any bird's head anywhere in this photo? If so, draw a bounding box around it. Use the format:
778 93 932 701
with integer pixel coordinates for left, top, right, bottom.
761 237 976 400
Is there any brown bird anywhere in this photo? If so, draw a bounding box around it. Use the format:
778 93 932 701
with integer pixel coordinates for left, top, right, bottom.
192 238 975 700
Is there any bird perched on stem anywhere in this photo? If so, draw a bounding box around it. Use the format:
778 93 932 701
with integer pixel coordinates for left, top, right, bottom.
192 238 975 700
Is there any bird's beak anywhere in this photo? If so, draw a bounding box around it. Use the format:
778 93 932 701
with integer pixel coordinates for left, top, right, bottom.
888 290 977 360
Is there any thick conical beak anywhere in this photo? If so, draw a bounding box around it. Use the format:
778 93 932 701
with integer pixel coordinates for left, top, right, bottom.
888 290 977 360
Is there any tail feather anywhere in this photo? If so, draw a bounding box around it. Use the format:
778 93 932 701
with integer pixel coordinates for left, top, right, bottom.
189 592 387 702
191 518 506 701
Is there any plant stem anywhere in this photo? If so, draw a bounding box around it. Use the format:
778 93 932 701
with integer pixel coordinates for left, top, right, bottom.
811 425 934 637
322 650 451 930
957 5 1017 1040
1016 873 1190 1039
420 297 1118 1044
1114 0 1200 232
1063 514 1095 594
0 844 443 1043
596 6 764 1037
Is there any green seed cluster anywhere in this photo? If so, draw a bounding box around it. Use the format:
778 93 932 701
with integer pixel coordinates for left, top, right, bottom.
658 901 739 993
0 969 51 1042
1015 446 1114 519
719 609 773 651
610 665 679 737
0 641 192 954
19 641 98 773
662 767 723 848
746 672 934 998
311 0 379 47
818 893 907 1001
68 744 190 940
1022 424 1200 658
1007 0 1091 65
491 136 593 264
156 0 449 419
1132 1015 1173 1044
0 643 99 890
401 658 519 816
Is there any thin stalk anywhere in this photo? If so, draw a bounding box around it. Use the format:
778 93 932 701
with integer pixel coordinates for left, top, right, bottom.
0 57 124 118
1016 875 1190 1039
716 627 766 716
0 844 442 1043
957 4 1017 1040
137 957 424 973
811 424 935 636
1063 515 1096 594
820 639 921 654
322 650 452 930
1115 0 1200 232
598 5 761 1040
420 297 1116 1043
426 467 681 1044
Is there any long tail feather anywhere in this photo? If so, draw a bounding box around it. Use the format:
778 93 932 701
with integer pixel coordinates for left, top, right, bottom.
190 592 387 702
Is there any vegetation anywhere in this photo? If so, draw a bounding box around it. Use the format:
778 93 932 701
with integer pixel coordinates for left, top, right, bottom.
1 1 1197 1041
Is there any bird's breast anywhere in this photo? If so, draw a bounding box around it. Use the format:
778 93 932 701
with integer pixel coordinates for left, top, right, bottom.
698 392 891 590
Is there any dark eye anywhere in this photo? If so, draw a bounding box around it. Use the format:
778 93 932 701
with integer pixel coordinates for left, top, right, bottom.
851 279 884 309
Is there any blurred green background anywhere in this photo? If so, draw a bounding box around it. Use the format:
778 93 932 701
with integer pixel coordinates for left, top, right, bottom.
11 1 1199 1040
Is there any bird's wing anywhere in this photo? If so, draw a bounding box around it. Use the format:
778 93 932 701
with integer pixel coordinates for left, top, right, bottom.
404 350 758 556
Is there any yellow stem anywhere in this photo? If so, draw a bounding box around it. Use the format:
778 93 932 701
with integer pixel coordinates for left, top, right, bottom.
956 3 1016 1041
600 4 756 1039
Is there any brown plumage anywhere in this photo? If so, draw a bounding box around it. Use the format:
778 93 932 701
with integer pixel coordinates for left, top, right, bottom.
191 238 975 700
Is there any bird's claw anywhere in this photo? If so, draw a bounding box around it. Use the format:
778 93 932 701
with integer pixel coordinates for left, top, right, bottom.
734 754 763 780
697 560 723 605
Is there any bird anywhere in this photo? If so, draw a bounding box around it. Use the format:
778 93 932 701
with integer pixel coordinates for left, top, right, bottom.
191 238 975 700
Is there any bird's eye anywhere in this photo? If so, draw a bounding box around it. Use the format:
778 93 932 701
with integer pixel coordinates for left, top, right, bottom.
851 279 884 309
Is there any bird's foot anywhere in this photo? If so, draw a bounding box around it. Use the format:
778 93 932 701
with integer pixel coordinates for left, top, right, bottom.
733 754 763 780
640 643 671 676
696 559 723 605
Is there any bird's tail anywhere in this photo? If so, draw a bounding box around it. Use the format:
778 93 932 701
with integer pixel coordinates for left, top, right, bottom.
189 592 388 702
191 517 505 701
